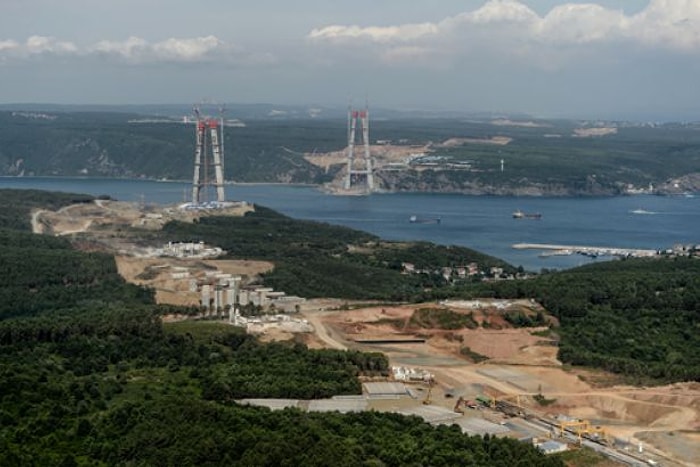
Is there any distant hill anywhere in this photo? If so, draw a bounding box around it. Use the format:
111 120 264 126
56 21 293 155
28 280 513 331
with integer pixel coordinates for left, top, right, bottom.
0 102 524 120
1 109 700 194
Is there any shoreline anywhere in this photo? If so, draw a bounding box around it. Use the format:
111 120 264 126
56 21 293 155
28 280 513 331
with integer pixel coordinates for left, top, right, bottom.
1 175 694 198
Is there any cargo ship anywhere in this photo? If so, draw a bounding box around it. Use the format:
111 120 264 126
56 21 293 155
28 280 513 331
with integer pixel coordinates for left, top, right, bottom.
512 210 542 220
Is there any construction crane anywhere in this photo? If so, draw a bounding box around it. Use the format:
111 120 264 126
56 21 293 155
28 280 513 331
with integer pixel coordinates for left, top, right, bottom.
482 392 526 415
558 420 591 444
558 419 612 445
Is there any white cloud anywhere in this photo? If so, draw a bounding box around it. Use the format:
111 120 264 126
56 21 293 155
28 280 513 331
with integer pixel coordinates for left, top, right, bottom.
308 0 700 66
0 35 243 64
25 35 78 54
90 35 230 63
466 0 538 24
308 23 438 44
90 36 149 59
0 39 20 52
630 0 700 50
0 36 77 58
536 4 628 44
152 36 225 61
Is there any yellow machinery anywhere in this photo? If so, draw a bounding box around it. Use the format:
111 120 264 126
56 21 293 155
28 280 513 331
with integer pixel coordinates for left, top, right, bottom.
485 392 526 416
558 420 590 444
583 425 611 445
558 419 611 445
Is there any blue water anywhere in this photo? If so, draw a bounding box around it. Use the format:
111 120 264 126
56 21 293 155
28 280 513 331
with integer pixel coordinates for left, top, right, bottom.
2 177 698 272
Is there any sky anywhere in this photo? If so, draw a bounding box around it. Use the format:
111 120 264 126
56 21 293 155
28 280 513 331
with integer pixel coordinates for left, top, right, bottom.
1 0 700 120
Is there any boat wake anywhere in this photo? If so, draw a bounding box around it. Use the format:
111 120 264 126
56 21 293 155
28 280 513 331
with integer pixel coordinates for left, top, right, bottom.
630 209 657 215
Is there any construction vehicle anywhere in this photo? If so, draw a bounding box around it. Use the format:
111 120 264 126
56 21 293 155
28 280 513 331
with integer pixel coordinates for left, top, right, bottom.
475 395 493 407
422 378 435 405
453 396 479 413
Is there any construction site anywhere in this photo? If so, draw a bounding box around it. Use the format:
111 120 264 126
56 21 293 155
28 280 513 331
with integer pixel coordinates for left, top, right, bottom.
26 105 700 467
295 303 700 467
29 196 700 467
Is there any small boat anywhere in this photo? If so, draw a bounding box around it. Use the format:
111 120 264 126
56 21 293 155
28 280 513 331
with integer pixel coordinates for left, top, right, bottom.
512 210 542 219
409 215 441 224
630 209 656 215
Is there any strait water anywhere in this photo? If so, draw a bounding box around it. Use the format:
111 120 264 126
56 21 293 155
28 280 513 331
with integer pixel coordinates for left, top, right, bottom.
2 177 699 272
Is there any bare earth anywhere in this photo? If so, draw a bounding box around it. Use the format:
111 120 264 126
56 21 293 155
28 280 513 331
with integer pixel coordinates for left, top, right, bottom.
300 302 700 467
32 199 268 308
32 202 700 466
115 256 273 306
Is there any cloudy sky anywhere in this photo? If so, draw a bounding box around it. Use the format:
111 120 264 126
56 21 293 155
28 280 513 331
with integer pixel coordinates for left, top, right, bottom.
1 0 699 119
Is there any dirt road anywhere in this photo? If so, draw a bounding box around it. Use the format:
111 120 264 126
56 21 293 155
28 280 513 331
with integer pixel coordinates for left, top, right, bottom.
303 310 347 350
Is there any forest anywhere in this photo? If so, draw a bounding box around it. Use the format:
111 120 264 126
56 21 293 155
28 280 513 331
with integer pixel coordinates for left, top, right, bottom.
0 189 560 466
161 206 514 300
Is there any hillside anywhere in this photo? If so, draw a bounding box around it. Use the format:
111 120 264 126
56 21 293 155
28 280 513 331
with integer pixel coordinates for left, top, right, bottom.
0 189 564 466
455 258 700 383
2 110 700 195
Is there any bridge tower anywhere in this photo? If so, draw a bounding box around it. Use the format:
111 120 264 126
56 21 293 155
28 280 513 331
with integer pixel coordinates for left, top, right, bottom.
192 106 226 204
344 104 374 192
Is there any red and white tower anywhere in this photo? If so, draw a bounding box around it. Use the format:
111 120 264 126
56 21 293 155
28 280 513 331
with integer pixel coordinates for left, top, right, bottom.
192 107 226 204
344 104 374 192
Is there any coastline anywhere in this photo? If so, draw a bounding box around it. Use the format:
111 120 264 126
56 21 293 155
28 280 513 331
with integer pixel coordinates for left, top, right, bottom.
1 175 695 198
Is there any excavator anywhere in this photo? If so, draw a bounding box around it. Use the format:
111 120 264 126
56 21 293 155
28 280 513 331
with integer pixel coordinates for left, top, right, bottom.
453 396 479 413
422 377 435 405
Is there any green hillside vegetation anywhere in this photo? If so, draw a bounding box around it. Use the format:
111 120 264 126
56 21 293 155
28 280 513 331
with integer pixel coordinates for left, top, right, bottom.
160 206 514 299
0 188 95 231
0 229 153 319
0 191 559 466
418 126 700 193
0 112 338 183
2 111 700 194
453 257 700 382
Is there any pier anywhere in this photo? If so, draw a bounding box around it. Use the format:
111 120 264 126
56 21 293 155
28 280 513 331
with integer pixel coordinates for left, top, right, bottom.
512 243 658 259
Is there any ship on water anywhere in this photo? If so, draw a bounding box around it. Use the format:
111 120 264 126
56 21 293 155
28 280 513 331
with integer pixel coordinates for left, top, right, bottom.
409 215 441 224
630 208 656 215
512 210 542 220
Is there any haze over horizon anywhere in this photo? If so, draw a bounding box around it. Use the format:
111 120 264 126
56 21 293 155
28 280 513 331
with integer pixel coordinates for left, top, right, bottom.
2 0 699 121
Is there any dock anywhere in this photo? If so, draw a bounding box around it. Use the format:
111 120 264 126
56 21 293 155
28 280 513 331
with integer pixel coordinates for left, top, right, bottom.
512 243 658 258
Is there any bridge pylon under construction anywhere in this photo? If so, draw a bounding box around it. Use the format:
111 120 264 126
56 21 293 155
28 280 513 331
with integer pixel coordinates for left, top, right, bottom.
192 107 225 205
344 105 375 193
